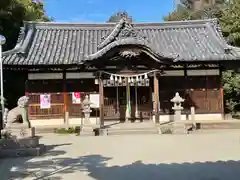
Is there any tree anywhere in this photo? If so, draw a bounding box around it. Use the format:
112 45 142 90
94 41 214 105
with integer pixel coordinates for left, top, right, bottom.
164 0 225 21
220 0 240 47
219 0 240 115
164 4 191 21
0 0 51 50
0 0 51 110
222 70 240 114
107 11 133 23
164 0 240 115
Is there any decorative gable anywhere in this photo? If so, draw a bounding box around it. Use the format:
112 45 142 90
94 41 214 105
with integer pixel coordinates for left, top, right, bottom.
98 18 147 50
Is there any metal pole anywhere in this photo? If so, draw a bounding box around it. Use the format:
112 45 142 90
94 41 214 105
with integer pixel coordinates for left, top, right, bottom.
0 35 6 135
0 45 4 127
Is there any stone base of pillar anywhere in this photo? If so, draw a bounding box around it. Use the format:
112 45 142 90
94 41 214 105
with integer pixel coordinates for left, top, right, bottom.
64 112 69 125
125 109 131 123
134 110 140 122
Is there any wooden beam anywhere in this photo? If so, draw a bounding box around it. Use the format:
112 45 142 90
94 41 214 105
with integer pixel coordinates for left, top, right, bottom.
187 69 220 76
154 72 160 123
99 74 104 128
28 72 63 80
66 72 95 79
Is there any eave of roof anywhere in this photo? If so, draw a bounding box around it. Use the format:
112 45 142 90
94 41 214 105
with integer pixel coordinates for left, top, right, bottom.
3 18 240 66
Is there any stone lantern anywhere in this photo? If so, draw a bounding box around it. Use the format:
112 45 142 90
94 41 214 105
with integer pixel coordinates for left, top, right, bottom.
82 95 92 124
170 92 185 121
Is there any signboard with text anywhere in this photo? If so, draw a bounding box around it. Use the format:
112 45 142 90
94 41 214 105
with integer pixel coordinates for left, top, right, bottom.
40 94 51 109
72 92 81 104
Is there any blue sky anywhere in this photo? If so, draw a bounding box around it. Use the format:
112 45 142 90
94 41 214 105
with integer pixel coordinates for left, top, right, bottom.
44 0 175 22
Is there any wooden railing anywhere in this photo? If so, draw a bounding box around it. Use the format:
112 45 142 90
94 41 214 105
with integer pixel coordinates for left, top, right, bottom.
27 88 222 120
159 89 223 114
28 92 98 120
28 93 64 120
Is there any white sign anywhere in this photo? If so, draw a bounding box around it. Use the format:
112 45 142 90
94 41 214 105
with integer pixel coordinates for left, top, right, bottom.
40 94 51 109
90 94 99 108
72 92 81 104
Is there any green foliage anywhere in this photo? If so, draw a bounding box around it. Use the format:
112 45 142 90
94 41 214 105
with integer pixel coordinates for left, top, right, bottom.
165 0 240 114
164 5 192 21
107 11 133 23
55 127 80 135
222 70 240 114
219 0 240 46
0 0 51 50
161 127 173 134
165 0 240 47
164 1 224 21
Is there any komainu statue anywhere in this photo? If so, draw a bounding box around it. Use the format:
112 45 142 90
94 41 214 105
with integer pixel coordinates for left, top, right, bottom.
0 96 41 157
4 96 31 129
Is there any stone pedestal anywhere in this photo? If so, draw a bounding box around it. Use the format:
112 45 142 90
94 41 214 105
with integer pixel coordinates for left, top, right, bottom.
0 127 44 158
80 126 95 136
2 127 36 139
172 122 187 134
82 111 91 124
173 108 183 121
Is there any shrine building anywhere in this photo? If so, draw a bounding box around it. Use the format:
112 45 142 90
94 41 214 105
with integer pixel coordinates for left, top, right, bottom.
2 18 240 126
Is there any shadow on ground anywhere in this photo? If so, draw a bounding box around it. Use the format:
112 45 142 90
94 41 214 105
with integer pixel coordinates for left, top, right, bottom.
0 143 71 180
4 153 240 180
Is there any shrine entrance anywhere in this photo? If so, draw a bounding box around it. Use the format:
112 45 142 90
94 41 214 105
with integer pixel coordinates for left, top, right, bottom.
82 18 175 126
103 74 153 122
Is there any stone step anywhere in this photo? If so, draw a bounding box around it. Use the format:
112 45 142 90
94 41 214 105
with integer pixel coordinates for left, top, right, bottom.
35 127 67 134
34 125 98 134
106 128 159 136
80 127 95 136
80 131 95 136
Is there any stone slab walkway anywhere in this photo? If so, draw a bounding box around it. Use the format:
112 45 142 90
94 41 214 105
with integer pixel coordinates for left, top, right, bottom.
1 130 240 180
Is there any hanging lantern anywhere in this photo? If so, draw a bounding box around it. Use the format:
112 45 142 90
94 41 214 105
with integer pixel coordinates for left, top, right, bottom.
144 73 148 79
115 76 118 82
110 75 114 81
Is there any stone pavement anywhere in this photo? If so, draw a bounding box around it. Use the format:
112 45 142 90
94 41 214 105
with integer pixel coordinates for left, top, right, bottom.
1 130 240 180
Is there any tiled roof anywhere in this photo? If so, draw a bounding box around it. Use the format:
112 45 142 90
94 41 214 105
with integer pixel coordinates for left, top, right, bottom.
3 18 240 66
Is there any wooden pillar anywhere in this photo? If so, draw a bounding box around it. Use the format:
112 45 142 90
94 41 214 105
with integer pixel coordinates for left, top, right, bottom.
183 63 188 120
154 71 160 123
99 74 104 128
25 79 29 96
219 63 225 117
125 78 131 122
63 71 69 125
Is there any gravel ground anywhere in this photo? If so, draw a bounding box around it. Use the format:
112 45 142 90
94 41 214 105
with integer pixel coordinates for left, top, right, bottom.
1 130 240 180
